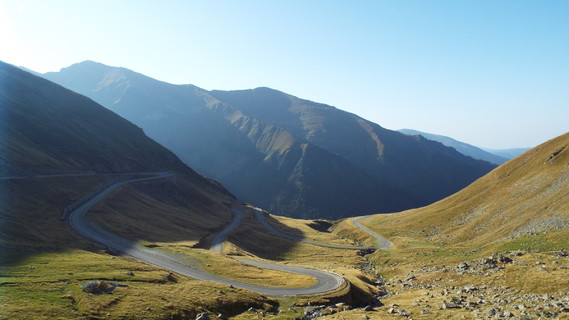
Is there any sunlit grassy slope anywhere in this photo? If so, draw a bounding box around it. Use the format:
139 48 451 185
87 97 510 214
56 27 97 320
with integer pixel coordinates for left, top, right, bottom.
318 133 569 320
363 132 569 249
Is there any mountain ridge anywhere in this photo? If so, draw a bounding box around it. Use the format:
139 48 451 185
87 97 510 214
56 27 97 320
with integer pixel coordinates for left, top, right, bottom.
42 60 496 219
1 59 233 200
399 128 512 165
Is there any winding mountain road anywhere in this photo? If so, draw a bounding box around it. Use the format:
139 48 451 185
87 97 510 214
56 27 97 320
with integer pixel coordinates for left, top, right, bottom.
352 216 392 249
8 172 390 296
253 208 392 250
210 208 244 253
66 173 345 296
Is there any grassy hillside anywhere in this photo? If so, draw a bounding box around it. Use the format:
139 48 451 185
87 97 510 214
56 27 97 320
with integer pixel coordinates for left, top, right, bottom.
364 132 569 248
0 61 280 318
325 133 569 319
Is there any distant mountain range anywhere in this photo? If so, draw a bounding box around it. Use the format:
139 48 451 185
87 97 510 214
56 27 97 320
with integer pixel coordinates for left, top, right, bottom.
482 147 531 159
41 61 496 219
398 129 530 165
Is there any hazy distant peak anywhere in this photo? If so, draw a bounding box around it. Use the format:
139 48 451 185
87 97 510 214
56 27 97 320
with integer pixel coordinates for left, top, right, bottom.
398 128 509 165
58 60 114 73
482 147 531 159
253 86 281 93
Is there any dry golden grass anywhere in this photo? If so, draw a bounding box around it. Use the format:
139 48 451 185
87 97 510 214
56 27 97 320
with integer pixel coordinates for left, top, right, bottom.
333 217 380 247
0 175 281 319
223 208 385 309
318 133 569 320
266 214 361 246
227 209 368 269
85 185 326 289
165 247 318 288
363 132 569 249
16 131 567 319
0 249 276 320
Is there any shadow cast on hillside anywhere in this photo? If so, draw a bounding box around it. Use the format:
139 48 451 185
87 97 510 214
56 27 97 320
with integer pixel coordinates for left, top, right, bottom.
0 176 306 266
227 209 306 261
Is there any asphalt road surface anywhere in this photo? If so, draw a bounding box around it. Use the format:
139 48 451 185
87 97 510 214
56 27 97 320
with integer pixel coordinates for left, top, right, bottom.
352 216 393 249
67 173 345 296
210 208 244 253
253 207 391 250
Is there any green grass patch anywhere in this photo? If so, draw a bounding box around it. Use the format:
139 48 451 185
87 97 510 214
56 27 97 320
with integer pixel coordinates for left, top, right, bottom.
492 232 569 253
1 248 278 319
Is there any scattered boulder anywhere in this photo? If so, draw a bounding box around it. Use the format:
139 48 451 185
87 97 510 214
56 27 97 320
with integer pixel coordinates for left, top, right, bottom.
442 301 461 309
463 284 478 293
397 309 411 317
496 254 513 263
320 307 336 316
487 307 500 317
81 280 127 294
479 258 497 270
456 262 469 272
358 249 376 256
363 305 374 311
195 312 210 320
163 272 178 282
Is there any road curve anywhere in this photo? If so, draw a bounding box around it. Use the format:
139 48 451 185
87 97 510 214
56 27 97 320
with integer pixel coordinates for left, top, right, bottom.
253 207 391 250
67 174 344 296
352 216 392 249
210 208 244 253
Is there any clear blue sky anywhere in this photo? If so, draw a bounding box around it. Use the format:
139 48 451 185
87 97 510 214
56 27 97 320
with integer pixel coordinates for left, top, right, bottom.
2 0 568 149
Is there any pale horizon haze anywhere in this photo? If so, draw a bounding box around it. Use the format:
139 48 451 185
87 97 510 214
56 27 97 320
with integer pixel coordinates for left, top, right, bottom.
1 0 567 149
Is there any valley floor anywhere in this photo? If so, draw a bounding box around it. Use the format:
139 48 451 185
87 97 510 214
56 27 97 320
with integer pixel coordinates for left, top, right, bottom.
2 171 569 320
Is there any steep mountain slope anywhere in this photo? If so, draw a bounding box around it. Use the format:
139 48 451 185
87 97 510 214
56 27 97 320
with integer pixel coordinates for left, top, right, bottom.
42 62 412 219
2 61 214 185
0 60 236 254
364 132 569 246
209 88 496 206
0 61 313 320
399 128 509 164
43 61 495 218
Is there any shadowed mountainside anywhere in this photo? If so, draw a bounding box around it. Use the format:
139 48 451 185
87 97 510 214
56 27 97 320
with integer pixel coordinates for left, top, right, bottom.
0 61 247 263
43 61 496 219
209 88 496 208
